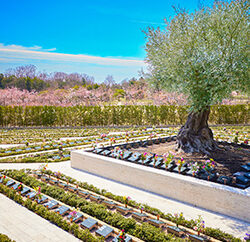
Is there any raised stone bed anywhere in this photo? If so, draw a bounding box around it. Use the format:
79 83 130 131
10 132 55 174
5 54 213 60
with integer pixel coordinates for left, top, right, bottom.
71 147 250 223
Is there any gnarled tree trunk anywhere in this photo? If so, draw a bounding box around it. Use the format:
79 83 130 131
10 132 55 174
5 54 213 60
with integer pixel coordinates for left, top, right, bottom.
177 107 217 155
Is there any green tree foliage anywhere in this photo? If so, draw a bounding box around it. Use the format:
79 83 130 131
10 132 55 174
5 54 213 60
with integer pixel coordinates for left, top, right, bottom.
113 89 126 98
145 0 249 112
0 75 48 91
0 74 4 88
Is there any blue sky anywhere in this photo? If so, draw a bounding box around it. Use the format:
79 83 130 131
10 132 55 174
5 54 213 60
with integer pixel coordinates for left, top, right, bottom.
0 0 214 82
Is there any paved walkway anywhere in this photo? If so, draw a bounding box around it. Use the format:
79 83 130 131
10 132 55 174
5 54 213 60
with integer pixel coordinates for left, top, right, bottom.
0 193 80 242
0 161 249 240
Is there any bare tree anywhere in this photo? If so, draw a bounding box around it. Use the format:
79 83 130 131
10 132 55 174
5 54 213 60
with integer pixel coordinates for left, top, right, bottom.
5 65 37 78
104 75 115 88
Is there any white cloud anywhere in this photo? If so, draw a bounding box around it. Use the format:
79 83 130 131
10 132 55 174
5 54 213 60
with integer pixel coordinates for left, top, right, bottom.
0 43 57 52
46 48 57 51
0 43 145 67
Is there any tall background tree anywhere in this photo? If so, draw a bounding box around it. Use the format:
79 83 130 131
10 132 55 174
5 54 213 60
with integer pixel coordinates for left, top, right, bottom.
145 0 249 154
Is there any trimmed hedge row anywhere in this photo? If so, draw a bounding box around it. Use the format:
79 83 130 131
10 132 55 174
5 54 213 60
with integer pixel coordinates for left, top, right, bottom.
0 104 249 127
0 154 70 163
4 169 241 242
0 183 101 242
4 170 181 242
46 170 242 242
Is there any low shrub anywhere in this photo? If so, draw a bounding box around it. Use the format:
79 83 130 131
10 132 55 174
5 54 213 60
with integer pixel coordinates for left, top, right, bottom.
42 169 242 242
0 234 15 242
0 183 101 242
3 169 243 242
3 170 183 242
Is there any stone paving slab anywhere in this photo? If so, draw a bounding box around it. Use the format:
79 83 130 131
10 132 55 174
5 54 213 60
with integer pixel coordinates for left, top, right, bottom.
0 144 25 149
0 193 80 242
0 161 249 239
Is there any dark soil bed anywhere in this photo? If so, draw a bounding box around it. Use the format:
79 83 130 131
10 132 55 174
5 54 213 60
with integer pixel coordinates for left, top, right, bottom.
130 140 250 177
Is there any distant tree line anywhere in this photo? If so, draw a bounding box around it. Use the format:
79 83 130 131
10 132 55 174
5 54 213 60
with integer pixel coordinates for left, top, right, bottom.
0 64 145 93
0 74 48 91
0 65 96 91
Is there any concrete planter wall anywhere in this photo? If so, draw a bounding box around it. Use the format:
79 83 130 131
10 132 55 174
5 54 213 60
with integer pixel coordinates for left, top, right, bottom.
71 149 250 223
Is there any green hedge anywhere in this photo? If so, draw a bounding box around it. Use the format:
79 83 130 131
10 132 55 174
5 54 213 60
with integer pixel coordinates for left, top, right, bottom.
0 104 249 127
0 183 101 242
46 170 242 242
3 169 241 242
0 234 15 242
4 170 181 242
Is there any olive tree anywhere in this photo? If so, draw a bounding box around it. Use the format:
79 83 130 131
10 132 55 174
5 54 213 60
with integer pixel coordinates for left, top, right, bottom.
144 0 249 154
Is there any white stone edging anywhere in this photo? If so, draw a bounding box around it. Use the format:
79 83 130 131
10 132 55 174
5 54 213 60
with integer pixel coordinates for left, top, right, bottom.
71 149 250 223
